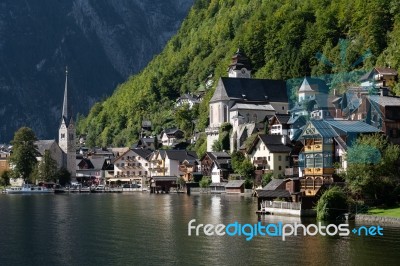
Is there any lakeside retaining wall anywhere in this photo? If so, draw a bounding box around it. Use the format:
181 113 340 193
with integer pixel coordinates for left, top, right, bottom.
355 214 400 225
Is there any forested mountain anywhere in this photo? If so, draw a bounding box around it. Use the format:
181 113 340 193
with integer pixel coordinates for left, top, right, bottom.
0 0 193 142
78 0 400 147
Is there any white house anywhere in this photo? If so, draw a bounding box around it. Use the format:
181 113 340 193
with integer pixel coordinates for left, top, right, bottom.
112 149 152 185
149 150 198 177
246 134 292 179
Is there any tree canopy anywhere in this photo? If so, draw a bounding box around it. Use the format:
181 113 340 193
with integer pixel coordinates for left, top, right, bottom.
9 127 38 181
78 0 400 149
342 134 400 205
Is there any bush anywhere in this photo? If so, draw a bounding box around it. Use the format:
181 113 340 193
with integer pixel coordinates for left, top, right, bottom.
199 176 211 188
316 186 348 220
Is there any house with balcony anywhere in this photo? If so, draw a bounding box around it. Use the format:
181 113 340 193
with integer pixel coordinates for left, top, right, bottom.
179 159 199 182
112 149 152 186
200 152 232 183
149 150 198 178
246 134 292 183
360 67 398 88
298 119 380 200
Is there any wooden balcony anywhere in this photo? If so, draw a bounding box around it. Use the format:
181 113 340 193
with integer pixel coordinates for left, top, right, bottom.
285 167 299 176
304 167 335 175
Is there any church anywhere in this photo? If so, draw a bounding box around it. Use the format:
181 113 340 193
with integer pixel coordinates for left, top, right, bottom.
206 49 289 152
35 68 76 178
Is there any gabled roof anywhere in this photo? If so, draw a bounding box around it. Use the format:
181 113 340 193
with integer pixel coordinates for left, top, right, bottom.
263 179 285 190
225 180 245 188
162 128 184 136
164 150 198 163
248 134 292 154
114 148 152 162
375 67 398 76
270 114 291 125
360 67 398 81
201 151 231 161
210 77 288 103
35 140 57 156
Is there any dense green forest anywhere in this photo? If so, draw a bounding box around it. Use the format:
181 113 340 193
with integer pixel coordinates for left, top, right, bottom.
77 0 400 148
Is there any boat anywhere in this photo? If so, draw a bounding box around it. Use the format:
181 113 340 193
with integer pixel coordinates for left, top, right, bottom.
5 184 54 194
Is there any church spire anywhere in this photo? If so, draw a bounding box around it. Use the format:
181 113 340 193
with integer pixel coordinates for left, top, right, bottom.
61 66 69 125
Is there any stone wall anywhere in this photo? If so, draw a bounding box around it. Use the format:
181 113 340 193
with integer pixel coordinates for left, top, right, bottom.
355 214 400 225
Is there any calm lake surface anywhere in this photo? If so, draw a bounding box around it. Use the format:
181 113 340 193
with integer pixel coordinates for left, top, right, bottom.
0 193 399 266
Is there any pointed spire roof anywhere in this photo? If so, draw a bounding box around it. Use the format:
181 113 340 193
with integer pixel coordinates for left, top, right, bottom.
298 77 314 92
61 67 72 126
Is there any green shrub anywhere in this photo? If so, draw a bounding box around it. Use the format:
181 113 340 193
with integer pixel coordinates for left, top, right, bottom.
316 186 348 220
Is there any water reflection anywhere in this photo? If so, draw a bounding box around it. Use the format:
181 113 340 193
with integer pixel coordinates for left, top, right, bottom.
0 194 399 265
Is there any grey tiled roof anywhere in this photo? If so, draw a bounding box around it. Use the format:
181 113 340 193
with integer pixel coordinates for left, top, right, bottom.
210 77 288 103
368 95 400 107
257 189 291 198
263 179 285 190
35 140 57 156
325 120 380 134
225 180 245 188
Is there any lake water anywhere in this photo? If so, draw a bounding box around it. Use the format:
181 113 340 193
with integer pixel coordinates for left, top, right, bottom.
0 193 399 265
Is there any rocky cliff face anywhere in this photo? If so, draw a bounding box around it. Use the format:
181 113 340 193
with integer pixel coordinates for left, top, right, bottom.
0 0 193 142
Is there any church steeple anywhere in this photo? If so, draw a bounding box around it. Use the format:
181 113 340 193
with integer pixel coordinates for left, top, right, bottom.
59 66 76 178
61 66 70 126
227 48 252 78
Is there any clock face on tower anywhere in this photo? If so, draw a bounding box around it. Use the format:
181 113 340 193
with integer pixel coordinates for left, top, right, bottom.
241 68 246 74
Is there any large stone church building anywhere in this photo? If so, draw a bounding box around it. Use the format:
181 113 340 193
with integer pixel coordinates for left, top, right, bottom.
206 49 289 152
35 68 76 178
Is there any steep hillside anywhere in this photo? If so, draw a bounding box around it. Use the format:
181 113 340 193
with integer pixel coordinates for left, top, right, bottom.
0 0 193 142
79 0 400 147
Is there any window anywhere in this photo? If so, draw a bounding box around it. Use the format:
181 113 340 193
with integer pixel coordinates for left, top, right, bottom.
282 106 284 110
61 133 65 139
139 171 142 176
121 163 124 167
145 163 148 166
116 163 120 167
145 171 148 176
127 171 130 175
268 156 270 161
122 157 125 160
278 155 282 161
279 166 282 170
69 133 74 140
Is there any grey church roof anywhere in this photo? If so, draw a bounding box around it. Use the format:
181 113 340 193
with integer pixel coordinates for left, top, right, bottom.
35 140 57 156
210 77 288 103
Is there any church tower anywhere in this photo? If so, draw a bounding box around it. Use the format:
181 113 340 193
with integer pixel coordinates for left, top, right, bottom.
227 48 252 78
59 67 76 177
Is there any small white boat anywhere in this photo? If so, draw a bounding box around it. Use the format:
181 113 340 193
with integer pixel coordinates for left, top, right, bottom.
5 184 54 194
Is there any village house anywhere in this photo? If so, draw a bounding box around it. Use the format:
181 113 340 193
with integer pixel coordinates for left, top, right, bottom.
269 114 291 135
0 146 11 176
246 135 292 182
200 151 232 183
179 159 200 182
112 148 152 187
206 48 289 152
359 67 398 88
297 119 380 202
176 93 200 109
225 180 245 193
160 128 185 147
76 157 113 185
136 137 158 150
149 150 198 178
